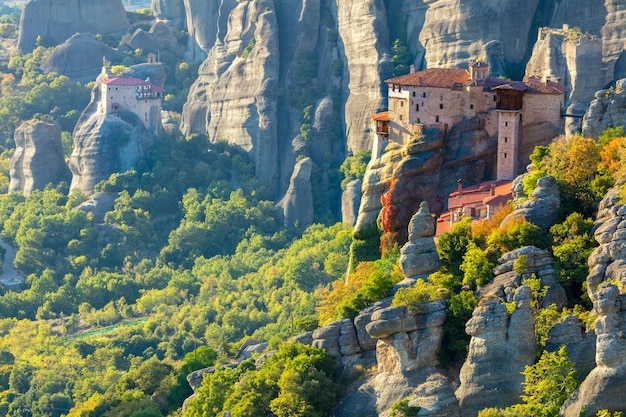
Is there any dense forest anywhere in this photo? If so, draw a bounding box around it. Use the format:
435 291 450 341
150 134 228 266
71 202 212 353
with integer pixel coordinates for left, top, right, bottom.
0 4 623 417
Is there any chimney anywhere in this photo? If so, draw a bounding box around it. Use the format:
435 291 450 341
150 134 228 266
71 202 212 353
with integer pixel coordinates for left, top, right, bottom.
457 179 463 194
410 64 416 74
490 184 495 196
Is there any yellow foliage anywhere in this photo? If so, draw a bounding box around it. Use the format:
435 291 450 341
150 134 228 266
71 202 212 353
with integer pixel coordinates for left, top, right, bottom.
599 137 625 175
471 203 513 242
564 137 600 186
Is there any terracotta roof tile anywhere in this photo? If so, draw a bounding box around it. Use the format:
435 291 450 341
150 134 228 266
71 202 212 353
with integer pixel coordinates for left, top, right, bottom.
371 111 389 121
387 68 470 88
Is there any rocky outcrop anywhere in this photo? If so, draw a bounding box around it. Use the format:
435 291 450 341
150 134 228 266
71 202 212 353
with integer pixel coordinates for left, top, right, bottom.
74 192 117 223
586 184 626 301
333 299 459 417
125 21 180 56
367 300 446 373
502 175 560 230
17 0 129 53
582 79 626 139
41 33 116 83
354 120 496 244
275 157 314 230
545 314 596 378
480 246 568 309
341 179 362 226
9 120 69 196
455 286 535 417
399 202 440 280
550 0 626 83
560 283 626 417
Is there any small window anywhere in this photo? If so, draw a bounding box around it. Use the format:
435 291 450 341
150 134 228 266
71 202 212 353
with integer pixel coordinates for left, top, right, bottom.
493 95 497 101
401 101 404 107
505 137 508 143
412 91 416 97
392 85 396 92
415 104 419 111
417 118 421 123
470 104 474 109
422 92 427 98
504 152 507 158
108 87 111 91
399 115 403 121
439 103 443 109
505 121 508 127
435 116 440 123
398 85 402 92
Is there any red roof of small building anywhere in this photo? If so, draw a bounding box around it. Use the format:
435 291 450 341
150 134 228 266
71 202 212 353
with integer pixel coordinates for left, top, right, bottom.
371 111 389 121
102 77 150 86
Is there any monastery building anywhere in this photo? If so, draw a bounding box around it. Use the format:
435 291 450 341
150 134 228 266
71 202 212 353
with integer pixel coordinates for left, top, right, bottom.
371 61 566 233
100 54 164 136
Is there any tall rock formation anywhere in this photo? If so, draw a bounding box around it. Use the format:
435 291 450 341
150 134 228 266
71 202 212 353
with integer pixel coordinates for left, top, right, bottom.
336 0 391 153
455 286 535 417
9 120 69 196
180 0 346 203
180 0 280 189
399 202 440 280
17 0 129 53
151 0 186 29
549 0 626 83
275 157 314 230
582 79 626 139
560 283 626 417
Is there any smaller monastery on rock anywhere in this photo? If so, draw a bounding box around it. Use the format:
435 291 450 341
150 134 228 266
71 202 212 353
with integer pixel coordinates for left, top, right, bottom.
99 55 164 136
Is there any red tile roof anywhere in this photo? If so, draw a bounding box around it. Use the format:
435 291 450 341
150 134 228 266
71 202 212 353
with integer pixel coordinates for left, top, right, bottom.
102 77 150 86
387 68 470 88
387 67 566 95
371 111 389 121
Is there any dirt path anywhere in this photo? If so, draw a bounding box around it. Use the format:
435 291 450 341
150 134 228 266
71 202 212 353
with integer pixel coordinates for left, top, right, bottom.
0 237 24 287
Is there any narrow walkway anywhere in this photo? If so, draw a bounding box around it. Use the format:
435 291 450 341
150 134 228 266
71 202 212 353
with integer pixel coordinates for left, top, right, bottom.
0 237 24 287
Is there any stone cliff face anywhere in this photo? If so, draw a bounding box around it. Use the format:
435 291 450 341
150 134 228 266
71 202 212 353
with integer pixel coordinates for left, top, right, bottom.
9 120 69 196
179 0 279 189
354 120 496 243
18 0 129 53
419 0 540 75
